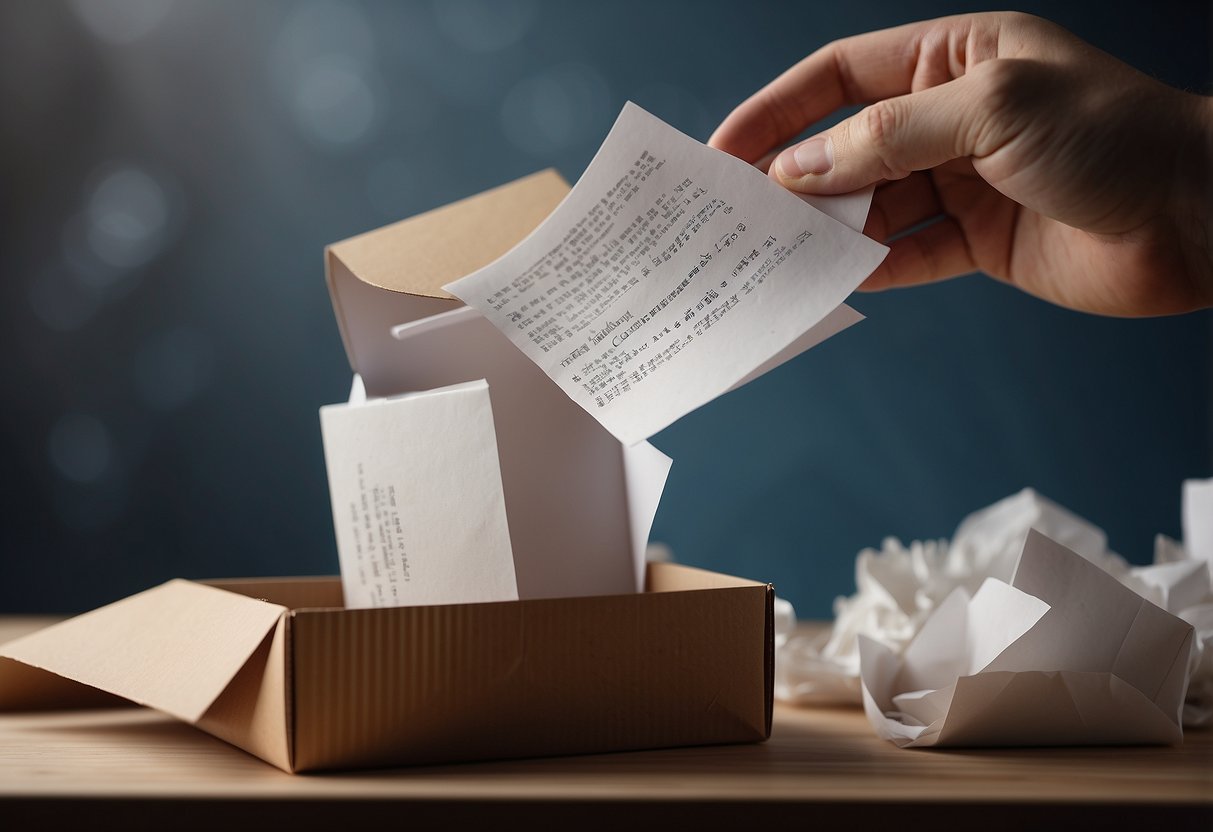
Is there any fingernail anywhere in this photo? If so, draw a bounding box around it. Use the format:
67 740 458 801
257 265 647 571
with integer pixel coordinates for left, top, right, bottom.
777 136 833 178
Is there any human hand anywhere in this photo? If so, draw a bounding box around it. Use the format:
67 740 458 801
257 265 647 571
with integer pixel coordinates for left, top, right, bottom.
709 12 1213 316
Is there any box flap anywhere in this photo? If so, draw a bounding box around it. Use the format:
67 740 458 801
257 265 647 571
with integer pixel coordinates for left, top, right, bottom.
196 615 293 772
324 169 570 384
327 168 569 300
0 580 286 724
202 576 344 609
645 561 767 592
0 654 132 711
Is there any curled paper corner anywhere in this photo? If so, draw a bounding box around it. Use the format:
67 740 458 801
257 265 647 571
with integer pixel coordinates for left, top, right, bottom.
858 530 1194 748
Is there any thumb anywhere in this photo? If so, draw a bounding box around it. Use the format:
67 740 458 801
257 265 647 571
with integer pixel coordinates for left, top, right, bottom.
772 60 1015 194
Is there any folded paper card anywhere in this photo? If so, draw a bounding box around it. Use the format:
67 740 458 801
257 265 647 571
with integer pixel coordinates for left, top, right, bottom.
860 529 1195 747
445 102 888 445
319 379 518 608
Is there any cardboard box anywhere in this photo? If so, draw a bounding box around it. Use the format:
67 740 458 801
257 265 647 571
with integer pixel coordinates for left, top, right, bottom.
0 564 772 772
0 171 775 771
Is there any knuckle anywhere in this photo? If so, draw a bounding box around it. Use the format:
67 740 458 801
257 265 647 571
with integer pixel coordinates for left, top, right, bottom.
996 10 1041 30
859 100 910 180
759 86 803 145
996 10 1056 38
966 58 1044 152
971 57 1040 111
825 40 861 102
971 56 1024 89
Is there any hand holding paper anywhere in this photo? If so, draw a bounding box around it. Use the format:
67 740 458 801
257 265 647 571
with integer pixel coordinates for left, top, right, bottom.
446 103 887 445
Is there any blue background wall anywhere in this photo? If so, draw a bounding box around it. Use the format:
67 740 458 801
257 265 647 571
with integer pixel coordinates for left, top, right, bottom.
1 0 1209 616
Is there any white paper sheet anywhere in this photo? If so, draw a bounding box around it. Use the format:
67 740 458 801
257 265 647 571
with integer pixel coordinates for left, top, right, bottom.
319 379 518 609
445 102 888 445
798 189 874 238
727 187 873 392
621 440 674 589
1184 478 1213 563
859 529 1195 747
380 306 663 599
1145 478 1213 725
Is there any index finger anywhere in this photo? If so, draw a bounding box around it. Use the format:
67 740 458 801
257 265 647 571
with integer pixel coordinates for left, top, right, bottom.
708 15 989 162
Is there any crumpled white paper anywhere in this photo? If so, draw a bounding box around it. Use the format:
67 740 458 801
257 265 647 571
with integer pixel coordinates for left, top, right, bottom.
776 480 1213 727
860 529 1194 747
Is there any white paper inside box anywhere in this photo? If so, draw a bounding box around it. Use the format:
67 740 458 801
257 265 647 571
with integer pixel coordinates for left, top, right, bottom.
0 563 773 772
325 169 672 601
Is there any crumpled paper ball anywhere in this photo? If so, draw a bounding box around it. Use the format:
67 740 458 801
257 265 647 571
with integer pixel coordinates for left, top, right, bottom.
776 483 1213 727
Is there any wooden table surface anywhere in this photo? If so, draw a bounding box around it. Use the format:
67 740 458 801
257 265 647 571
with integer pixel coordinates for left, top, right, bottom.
2 617 1210 830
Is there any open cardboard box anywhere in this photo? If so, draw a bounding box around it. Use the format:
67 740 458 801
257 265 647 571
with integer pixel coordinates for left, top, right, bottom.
0 565 772 772
0 171 774 772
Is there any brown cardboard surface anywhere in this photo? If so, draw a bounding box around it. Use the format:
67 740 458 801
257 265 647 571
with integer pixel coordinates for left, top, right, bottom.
0 580 285 724
290 563 771 771
328 169 569 300
647 561 768 592
0 654 130 711
0 564 772 773
325 169 569 378
196 616 292 772
204 576 344 609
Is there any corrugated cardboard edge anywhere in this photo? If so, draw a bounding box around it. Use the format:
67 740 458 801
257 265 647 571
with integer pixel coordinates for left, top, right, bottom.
764 583 775 737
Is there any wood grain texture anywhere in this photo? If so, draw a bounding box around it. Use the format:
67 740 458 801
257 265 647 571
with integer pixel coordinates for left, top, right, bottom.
1 617 1209 829
3 701 1210 802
